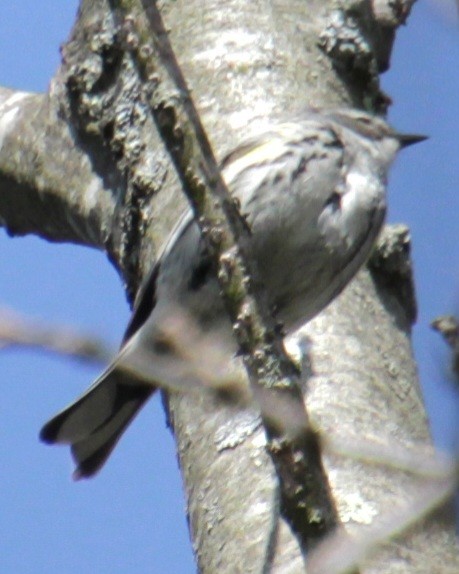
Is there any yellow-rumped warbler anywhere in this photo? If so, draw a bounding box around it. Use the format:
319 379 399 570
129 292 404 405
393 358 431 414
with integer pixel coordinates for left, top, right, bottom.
40 108 425 478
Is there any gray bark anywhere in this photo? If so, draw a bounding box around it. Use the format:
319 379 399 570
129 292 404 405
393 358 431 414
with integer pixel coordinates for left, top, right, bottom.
0 0 457 572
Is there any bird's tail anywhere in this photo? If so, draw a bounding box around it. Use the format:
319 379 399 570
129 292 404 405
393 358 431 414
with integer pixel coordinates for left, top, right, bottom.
40 367 154 479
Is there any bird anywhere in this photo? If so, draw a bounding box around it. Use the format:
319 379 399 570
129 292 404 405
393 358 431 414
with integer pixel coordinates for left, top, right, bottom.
40 108 425 479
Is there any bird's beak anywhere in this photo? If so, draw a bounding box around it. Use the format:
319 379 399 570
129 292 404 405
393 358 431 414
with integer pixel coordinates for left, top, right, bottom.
397 133 428 148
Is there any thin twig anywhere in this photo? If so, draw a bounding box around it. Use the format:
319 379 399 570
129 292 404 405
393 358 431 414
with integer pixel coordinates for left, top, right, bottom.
108 0 338 550
0 307 109 363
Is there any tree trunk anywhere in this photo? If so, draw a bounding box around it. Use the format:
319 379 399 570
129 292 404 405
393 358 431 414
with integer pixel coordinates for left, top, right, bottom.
0 0 457 572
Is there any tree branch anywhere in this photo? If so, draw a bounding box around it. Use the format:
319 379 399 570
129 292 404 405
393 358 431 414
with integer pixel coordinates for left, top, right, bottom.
109 0 338 552
1 0 457 571
0 306 109 363
0 87 114 247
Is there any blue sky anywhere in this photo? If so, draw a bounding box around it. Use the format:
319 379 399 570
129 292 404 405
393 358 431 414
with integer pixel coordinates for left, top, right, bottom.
0 2 457 573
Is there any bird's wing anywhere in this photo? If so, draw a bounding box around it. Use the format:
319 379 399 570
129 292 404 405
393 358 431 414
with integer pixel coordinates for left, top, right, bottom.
122 210 195 345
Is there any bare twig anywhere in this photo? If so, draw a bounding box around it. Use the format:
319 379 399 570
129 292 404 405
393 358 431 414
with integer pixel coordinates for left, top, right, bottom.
0 306 110 363
325 433 454 479
108 0 338 551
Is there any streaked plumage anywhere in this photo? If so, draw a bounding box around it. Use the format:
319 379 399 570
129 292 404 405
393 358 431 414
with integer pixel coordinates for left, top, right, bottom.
40 109 425 478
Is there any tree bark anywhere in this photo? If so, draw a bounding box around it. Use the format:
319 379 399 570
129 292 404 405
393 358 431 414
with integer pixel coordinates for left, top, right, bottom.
0 0 457 572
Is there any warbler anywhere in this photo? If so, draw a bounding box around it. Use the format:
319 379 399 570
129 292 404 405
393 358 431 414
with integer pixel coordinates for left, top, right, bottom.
40 108 425 478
